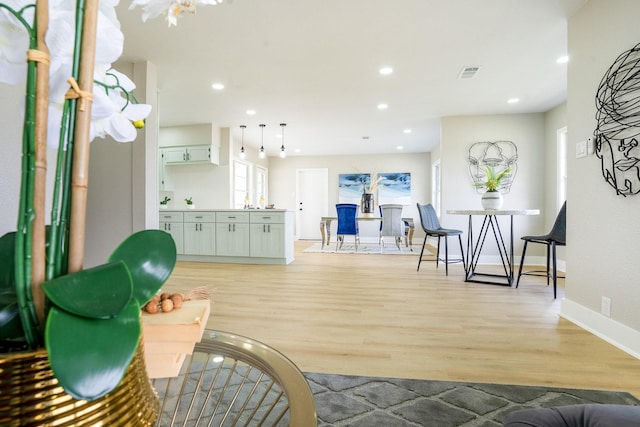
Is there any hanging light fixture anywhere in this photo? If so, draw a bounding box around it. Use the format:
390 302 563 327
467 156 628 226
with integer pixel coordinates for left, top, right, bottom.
259 124 266 159
239 125 246 159
279 123 286 158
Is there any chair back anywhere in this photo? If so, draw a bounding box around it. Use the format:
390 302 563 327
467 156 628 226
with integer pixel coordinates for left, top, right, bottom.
336 203 359 235
380 204 404 237
416 203 441 233
549 201 567 244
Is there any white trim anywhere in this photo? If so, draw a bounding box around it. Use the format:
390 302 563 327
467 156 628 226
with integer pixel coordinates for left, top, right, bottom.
561 298 640 359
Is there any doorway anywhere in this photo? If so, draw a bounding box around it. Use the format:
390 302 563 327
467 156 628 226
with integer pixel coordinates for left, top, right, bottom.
296 168 329 240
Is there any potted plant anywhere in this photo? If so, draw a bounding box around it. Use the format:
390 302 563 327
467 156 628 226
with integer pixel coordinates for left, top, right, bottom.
185 197 194 209
160 196 171 209
0 0 220 423
475 166 512 209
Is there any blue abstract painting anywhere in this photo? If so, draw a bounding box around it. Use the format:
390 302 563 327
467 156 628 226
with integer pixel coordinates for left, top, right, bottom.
378 172 411 204
338 173 369 203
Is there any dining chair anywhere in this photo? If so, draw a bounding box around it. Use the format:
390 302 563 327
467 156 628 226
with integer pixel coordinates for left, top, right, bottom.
335 203 360 251
416 203 465 275
379 204 405 250
516 201 566 299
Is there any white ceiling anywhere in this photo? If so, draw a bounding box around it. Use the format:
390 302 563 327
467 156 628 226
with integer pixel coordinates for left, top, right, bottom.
116 0 586 157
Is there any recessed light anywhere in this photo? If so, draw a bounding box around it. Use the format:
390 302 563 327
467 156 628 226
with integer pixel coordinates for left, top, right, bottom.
557 55 569 64
377 103 388 110
294 148 301 153
211 82 224 90
379 67 393 75
403 129 412 134
507 98 520 104
246 109 256 115
396 146 404 150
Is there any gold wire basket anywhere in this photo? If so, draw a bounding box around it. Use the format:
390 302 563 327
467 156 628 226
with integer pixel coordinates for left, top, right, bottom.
0 343 158 426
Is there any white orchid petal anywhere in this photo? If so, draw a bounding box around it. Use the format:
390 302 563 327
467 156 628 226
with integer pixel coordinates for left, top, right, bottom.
123 103 152 121
105 113 137 143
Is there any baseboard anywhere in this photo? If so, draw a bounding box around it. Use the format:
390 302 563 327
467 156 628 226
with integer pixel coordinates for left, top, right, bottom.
560 298 640 359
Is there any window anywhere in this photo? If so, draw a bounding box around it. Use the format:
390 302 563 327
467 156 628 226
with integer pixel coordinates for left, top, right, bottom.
233 160 250 209
557 127 567 210
432 160 441 216
256 166 267 208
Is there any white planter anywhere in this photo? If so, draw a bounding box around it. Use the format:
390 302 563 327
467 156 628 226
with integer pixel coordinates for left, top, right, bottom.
187 205 195 209
160 205 168 210
481 191 503 210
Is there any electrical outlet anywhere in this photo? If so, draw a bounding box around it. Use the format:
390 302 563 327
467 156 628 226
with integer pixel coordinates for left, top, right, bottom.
601 296 611 317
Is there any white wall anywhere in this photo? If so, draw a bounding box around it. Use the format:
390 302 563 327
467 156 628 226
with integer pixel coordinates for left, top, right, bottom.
560 0 640 356
268 152 431 241
85 61 158 267
440 113 547 261
159 124 230 209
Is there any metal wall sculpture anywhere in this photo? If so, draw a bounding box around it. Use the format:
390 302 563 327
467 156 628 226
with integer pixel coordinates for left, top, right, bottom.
594 42 640 197
468 141 518 193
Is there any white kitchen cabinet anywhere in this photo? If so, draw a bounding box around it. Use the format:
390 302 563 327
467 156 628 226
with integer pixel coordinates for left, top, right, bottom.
162 145 218 165
162 209 293 264
183 212 216 255
159 211 184 254
250 212 287 258
215 211 250 257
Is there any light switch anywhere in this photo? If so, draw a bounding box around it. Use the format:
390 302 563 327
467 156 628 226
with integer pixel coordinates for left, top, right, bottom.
587 137 594 154
576 140 587 158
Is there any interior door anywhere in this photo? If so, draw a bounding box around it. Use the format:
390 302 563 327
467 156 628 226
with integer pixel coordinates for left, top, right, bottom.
296 168 328 240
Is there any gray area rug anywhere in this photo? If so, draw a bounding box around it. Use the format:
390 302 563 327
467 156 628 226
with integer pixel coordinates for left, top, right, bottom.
305 372 640 427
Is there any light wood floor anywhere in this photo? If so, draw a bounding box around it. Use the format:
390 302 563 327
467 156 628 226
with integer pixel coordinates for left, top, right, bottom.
163 241 640 398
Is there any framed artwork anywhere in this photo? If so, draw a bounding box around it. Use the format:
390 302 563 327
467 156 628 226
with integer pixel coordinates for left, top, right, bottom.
378 172 411 205
338 173 369 203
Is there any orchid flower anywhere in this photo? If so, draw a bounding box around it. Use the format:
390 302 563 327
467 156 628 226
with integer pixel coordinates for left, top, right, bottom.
129 0 222 27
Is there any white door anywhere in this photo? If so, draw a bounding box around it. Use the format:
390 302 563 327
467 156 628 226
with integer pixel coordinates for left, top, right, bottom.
296 168 328 240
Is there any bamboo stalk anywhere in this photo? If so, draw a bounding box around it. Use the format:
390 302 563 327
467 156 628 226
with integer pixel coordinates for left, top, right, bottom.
67 0 98 273
31 0 50 325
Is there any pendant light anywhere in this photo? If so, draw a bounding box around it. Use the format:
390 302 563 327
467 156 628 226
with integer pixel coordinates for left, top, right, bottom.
239 125 246 159
279 123 286 158
259 124 266 159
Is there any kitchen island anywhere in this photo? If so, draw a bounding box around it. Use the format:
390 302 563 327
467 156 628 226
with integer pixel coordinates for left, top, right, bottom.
159 209 294 265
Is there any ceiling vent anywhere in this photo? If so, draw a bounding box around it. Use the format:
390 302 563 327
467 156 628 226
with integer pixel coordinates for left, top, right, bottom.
458 66 480 79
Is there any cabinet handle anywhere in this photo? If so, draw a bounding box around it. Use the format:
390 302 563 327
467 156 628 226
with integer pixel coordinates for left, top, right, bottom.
228 216 236 219
183 153 186 161
233 224 236 232
268 224 271 233
263 224 266 233
228 224 231 232
195 216 203 219
168 224 171 231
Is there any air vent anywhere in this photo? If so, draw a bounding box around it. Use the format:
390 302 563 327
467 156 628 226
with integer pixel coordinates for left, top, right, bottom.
458 66 480 79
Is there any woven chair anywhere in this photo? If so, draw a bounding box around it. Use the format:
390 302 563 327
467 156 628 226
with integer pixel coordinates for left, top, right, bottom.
153 330 317 426
416 203 465 275
516 201 566 299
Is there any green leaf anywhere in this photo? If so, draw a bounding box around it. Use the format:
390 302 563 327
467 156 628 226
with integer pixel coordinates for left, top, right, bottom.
0 232 16 293
45 300 141 401
42 261 133 319
108 229 177 306
0 291 25 340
